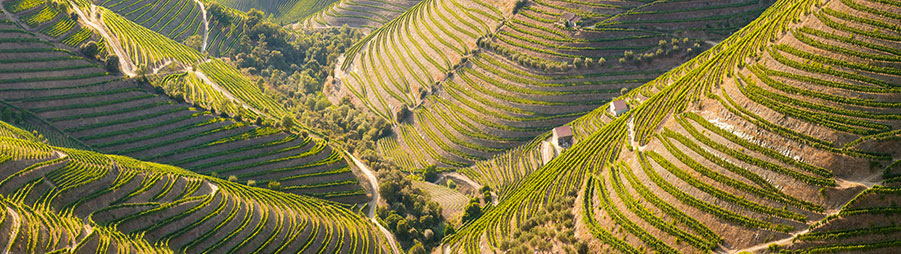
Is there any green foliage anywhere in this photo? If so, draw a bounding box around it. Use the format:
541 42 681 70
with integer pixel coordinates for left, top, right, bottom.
422 165 438 182
461 198 481 224
377 168 445 252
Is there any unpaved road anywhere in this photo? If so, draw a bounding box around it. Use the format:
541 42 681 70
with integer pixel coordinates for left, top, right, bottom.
347 152 401 254
3 207 20 254
192 68 266 117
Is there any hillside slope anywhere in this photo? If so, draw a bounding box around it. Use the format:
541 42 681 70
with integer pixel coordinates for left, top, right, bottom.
300 0 421 31
210 0 335 23
442 0 901 252
364 0 774 170
0 121 392 253
0 14 368 203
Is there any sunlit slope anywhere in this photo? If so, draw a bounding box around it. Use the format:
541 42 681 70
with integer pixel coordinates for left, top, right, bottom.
0 197 174 253
0 18 366 203
96 0 252 57
783 186 901 253
442 0 901 252
301 0 421 31
62 4 309 130
0 124 391 253
3 0 97 48
94 0 205 43
374 0 773 171
210 0 336 23
333 0 514 121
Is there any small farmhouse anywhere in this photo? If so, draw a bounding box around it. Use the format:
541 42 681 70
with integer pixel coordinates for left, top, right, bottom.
560 12 581 27
610 100 629 116
552 126 573 148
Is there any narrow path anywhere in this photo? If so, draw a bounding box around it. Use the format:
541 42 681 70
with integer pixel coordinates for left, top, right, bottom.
346 151 401 254
730 228 810 253
729 177 875 253
3 207 20 254
192 68 265 117
443 172 481 190
71 4 137 76
193 0 209 53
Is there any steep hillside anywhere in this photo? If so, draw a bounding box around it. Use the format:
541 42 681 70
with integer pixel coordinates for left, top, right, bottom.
210 0 335 23
300 0 421 31
0 15 368 203
37 0 321 132
365 0 773 170
3 0 98 48
0 196 174 253
443 0 900 252
0 122 391 253
780 186 901 253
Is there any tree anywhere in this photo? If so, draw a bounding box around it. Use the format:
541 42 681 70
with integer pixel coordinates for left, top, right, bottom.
576 241 589 254
80 41 99 59
512 0 527 14
480 186 492 203
386 213 403 229
443 224 456 236
462 199 481 223
408 241 426 254
268 181 281 190
1 108 11 122
281 115 295 129
228 175 238 182
246 180 256 186
422 165 438 182
422 229 434 242
183 35 203 51
572 57 583 68
447 179 456 189
395 107 411 123
396 219 410 237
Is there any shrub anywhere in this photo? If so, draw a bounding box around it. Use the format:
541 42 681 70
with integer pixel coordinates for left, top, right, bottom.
80 41 98 59
462 199 482 223
423 165 437 182
408 241 426 254
396 107 411 123
268 181 281 190
444 224 455 236
105 55 119 73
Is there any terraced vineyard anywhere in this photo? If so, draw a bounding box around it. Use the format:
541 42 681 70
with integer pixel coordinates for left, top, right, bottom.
784 186 901 253
96 0 247 57
443 0 901 252
365 0 774 171
412 180 468 219
301 0 421 31
0 0 898 252
0 16 367 204
0 122 392 253
3 0 97 48
44 1 302 124
0 196 174 253
212 0 335 23
94 0 205 43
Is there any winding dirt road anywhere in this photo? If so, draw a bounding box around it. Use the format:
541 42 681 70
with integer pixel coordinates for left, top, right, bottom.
346 152 401 254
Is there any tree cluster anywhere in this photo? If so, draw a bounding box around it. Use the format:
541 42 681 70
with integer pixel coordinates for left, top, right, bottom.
619 37 701 65
497 193 589 254
79 41 119 73
377 168 447 253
